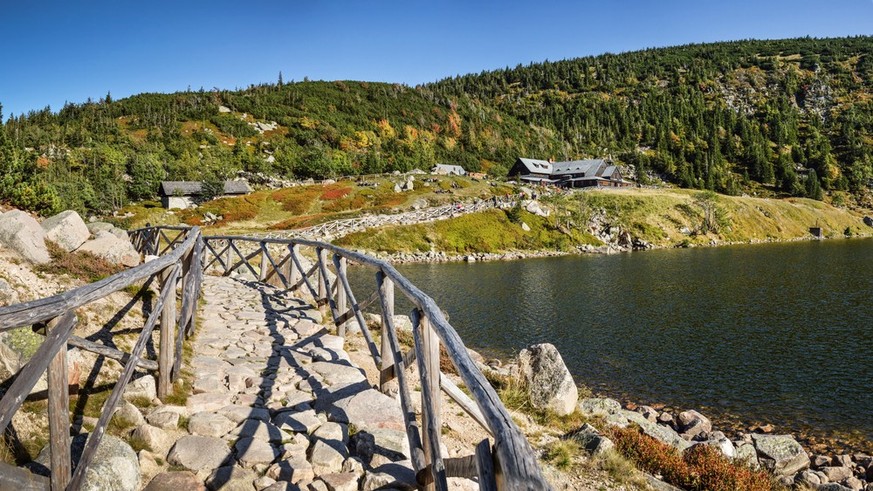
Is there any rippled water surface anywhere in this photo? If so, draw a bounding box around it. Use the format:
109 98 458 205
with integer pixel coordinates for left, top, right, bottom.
354 238 873 445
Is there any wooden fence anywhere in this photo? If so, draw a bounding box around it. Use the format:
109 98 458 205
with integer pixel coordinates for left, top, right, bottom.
0 227 203 491
0 224 549 490
200 232 550 491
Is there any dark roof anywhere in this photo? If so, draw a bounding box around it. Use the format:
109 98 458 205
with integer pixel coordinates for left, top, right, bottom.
550 159 607 177
160 181 251 196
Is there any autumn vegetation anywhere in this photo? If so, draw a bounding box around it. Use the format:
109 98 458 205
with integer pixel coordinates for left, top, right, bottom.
0 37 870 217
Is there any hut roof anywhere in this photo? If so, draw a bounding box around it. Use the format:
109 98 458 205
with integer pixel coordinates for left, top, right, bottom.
160 181 251 196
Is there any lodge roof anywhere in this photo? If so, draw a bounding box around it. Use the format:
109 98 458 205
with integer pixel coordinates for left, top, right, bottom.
159 181 252 196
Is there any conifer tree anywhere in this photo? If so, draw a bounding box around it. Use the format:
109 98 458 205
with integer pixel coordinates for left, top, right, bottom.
806 169 823 200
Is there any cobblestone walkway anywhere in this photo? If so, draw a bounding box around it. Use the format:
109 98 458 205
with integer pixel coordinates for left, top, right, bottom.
140 276 426 491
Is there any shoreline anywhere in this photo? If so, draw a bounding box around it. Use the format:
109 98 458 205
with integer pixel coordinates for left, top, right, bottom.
366 230 873 265
470 348 873 455
476 347 873 488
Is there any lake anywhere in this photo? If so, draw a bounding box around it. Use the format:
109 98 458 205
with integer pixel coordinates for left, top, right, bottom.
353 238 873 449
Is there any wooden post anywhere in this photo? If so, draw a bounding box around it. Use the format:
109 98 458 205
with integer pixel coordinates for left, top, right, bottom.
336 255 348 337
414 310 447 491
316 248 328 312
224 239 232 275
158 265 176 399
288 244 301 291
475 439 498 491
378 272 395 393
258 242 269 282
46 316 71 491
180 245 192 332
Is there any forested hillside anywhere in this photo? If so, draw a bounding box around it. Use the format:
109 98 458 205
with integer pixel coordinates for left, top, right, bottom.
1 36 871 215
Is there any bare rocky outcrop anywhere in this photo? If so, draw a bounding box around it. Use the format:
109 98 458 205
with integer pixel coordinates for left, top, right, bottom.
752 433 810 476
77 230 141 267
41 209 90 252
518 343 578 415
0 209 50 263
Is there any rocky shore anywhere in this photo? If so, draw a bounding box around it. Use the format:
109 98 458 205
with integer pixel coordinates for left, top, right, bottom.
484 342 873 491
374 230 861 265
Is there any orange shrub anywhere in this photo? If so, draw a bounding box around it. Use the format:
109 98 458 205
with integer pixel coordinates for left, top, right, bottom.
320 184 352 200
269 213 331 230
608 427 775 491
272 186 321 215
322 194 367 212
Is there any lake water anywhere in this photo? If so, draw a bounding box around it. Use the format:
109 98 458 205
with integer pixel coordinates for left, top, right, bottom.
353 238 873 449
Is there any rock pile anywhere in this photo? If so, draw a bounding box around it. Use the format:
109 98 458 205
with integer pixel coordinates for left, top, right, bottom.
0 208 140 267
575 396 873 490
586 209 652 251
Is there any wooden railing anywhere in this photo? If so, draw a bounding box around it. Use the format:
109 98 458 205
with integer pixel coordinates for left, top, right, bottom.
0 226 203 491
0 224 549 490
200 231 550 491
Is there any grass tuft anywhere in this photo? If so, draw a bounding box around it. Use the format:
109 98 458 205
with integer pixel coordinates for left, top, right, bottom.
38 241 124 282
543 439 582 470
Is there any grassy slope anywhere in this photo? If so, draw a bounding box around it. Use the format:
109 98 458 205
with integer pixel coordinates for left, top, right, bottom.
114 175 872 254
335 209 601 254
113 175 514 234
337 187 873 254
576 188 871 245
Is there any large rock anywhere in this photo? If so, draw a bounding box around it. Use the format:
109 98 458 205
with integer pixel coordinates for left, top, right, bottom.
613 410 691 452
570 423 614 455
234 437 279 467
688 431 735 459
361 460 417 491
130 424 174 457
205 466 258 491
820 466 854 482
578 397 622 416
41 210 90 252
309 439 349 474
33 433 139 490
124 375 157 402
0 278 19 306
167 435 232 472
187 411 236 438
0 210 50 263
77 231 140 267
517 343 577 415
677 410 712 439
324 388 405 432
143 471 206 491
752 434 810 476
524 200 550 217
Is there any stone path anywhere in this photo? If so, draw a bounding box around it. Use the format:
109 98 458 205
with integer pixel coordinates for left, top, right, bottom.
139 276 425 491
264 198 514 241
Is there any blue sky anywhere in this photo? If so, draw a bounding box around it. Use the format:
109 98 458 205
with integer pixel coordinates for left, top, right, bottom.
1 0 870 117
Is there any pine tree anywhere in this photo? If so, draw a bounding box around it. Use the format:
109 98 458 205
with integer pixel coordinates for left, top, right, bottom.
806 169 823 200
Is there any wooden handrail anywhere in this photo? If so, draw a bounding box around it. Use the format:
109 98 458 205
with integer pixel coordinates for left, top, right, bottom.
199 232 550 490
0 227 203 491
1 224 547 490
0 229 200 329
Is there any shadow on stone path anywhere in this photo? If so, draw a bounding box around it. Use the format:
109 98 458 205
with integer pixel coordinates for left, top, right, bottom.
138 276 480 491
